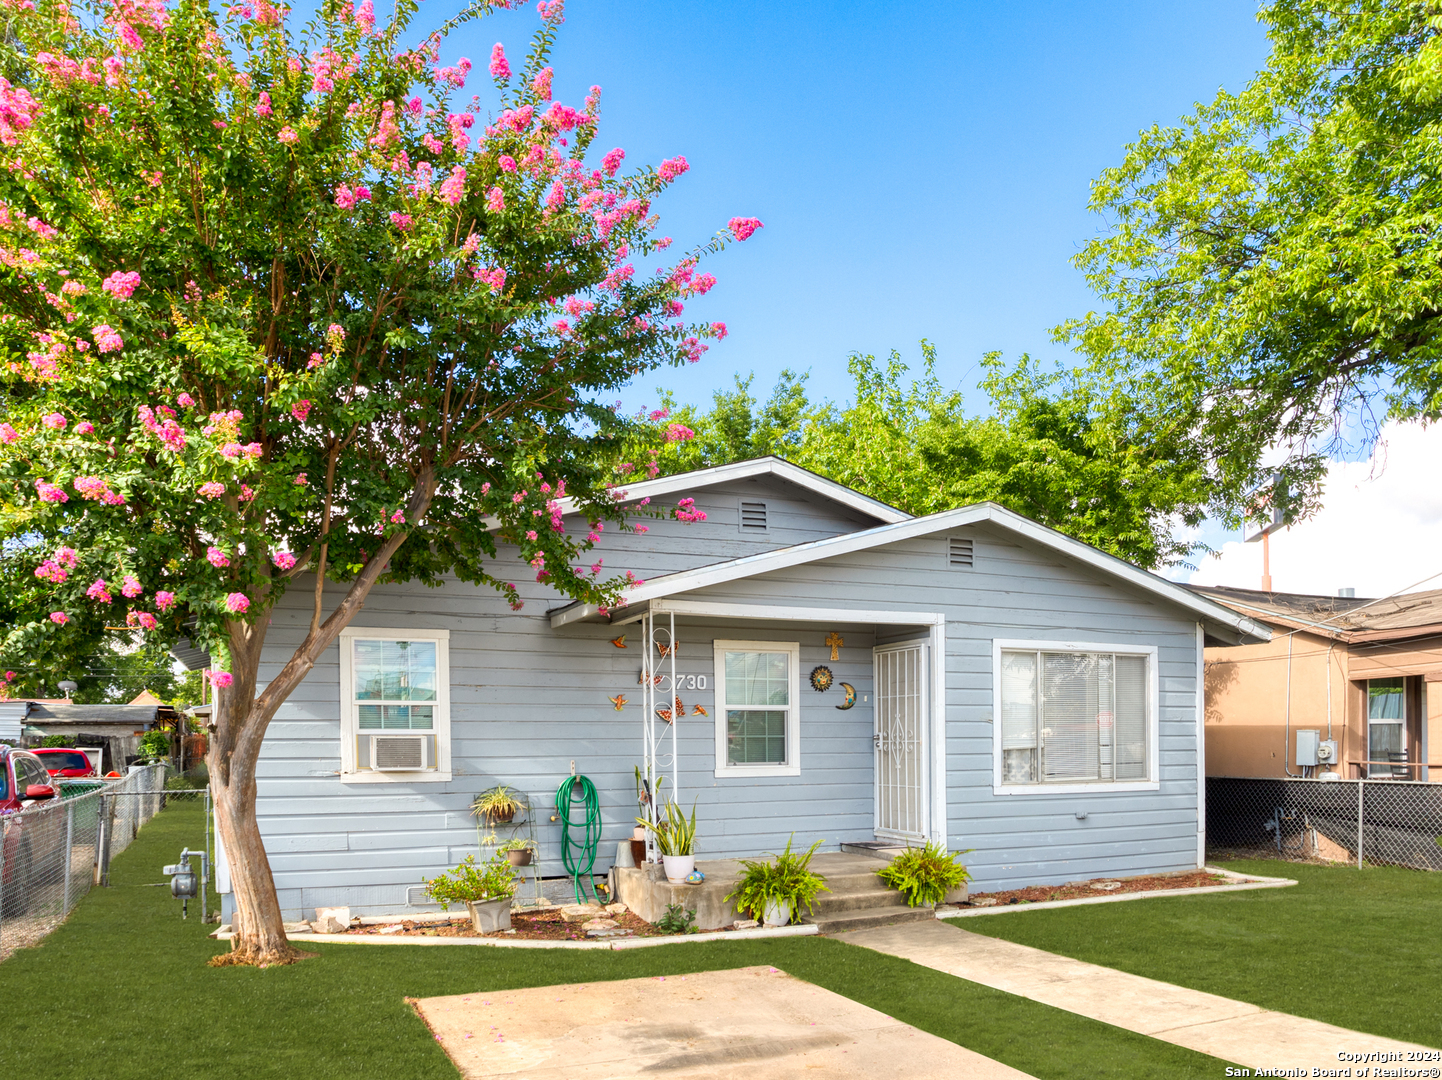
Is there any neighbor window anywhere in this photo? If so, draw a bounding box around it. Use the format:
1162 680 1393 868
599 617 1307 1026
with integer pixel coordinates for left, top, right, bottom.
994 641 1157 792
713 640 801 777
1367 677 1406 777
339 627 451 782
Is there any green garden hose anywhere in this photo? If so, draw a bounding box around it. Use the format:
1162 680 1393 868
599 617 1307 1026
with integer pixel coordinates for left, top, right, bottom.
554 774 603 905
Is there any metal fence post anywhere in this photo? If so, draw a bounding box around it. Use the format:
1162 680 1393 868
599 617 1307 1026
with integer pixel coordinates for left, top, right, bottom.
0 815 7 948
1357 779 1364 870
62 799 74 914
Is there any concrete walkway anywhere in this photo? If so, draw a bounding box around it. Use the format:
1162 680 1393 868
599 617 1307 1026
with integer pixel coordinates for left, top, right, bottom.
414 966 1036 1079
841 920 1436 1073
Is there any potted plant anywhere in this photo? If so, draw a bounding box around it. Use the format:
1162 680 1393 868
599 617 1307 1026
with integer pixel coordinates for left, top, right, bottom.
725 835 829 926
471 785 524 825
498 837 536 867
875 842 972 908
636 798 697 883
425 851 520 932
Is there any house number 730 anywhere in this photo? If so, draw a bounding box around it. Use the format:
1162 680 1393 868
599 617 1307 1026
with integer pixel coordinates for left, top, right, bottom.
676 674 708 690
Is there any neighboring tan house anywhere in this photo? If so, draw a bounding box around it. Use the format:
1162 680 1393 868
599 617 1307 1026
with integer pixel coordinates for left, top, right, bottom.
217 456 1269 921
1194 586 1442 781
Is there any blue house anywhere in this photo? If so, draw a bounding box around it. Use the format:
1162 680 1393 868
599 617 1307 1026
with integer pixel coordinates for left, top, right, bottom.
214 457 1268 920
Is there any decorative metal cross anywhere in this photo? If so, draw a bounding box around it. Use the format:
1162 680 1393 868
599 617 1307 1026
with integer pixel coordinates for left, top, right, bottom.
825 632 843 661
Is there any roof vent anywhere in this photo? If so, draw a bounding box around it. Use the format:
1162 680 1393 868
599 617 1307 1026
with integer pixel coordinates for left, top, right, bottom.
1337 587 1355 598
948 536 974 567
739 500 768 531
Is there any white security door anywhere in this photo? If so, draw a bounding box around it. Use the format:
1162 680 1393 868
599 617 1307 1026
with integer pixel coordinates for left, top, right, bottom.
874 641 929 841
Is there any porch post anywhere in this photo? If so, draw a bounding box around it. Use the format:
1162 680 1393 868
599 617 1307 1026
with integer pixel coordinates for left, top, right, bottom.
929 617 948 845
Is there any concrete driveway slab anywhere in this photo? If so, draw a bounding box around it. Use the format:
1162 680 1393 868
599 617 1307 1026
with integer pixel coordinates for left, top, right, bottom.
413 965 1035 1080
839 919 1436 1072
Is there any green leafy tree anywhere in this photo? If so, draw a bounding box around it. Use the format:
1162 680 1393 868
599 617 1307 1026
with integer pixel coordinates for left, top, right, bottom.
0 0 757 963
621 344 1209 569
1058 0 1442 524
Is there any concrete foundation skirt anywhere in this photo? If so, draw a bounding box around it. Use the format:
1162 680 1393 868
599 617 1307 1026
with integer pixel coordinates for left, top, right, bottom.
465 897 513 933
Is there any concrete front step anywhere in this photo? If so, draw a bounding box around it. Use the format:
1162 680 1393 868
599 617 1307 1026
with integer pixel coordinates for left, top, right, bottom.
811 886 912 915
804 905 936 934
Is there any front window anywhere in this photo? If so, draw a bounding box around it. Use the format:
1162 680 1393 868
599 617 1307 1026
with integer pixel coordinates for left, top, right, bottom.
339 628 451 782
996 643 1154 790
1367 677 1406 778
713 640 801 777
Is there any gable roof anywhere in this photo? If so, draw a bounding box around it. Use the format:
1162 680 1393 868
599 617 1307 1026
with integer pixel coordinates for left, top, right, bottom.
555 457 910 525
550 499 1270 644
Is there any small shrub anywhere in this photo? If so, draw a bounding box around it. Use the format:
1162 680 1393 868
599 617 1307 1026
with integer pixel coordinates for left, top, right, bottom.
40 734 71 748
137 730 171 762
425 851 519 909
654 903 697 934
876 842 972 907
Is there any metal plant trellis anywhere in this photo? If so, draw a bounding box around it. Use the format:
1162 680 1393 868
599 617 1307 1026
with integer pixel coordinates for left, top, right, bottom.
639 610 679 862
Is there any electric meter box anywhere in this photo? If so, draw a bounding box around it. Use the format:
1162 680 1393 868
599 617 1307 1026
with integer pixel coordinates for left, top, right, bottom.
1295 729 1321 768
1317 739 1338 765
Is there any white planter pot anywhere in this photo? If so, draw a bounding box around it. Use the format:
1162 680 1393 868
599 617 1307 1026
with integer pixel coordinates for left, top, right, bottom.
762 898 793 927
661 853 695 883
464 896 513 933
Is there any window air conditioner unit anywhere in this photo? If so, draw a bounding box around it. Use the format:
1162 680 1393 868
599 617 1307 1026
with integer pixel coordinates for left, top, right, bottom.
370 734 430 772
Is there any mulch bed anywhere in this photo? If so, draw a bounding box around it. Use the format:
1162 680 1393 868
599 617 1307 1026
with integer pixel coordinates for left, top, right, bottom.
960 870 1244 907
340 908 666 941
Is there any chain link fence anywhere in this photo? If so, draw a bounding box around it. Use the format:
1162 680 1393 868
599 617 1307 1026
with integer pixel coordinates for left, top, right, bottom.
0 766 208 961
1207 776 1442 871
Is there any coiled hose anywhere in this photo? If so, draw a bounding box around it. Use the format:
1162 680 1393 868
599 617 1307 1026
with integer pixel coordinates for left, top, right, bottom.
554 774 603 904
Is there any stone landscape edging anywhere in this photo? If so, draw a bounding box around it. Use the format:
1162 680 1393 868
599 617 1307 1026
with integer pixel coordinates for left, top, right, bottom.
243 922 821 950
938 866 1296 919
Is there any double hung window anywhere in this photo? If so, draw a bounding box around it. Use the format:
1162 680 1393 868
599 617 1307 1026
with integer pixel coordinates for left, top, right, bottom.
994 641 1157 792
1366 677 1407 778
339 627 451 781
713 640 801 777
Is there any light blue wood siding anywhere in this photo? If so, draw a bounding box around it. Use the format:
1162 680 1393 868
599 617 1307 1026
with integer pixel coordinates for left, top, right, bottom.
240 510 1205 916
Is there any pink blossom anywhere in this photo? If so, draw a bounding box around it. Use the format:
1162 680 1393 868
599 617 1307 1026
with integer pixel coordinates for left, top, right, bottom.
675 497 707 523
291 400 311 422
657 156 689 184
531 66 552 100
41 412 66 430
35 479 68 503
177 392 195 408
256 92 272 117
389 211 414 230
525 530 538 541
488 42 510 80
86 579 112 603
49 611 69 625
55 547 78 569
118 22 144 50
710 321 728 340
408 96 424 116
75 421 95 435
93 324 124 352
474 266 507 292
294 472 308 485
220 442 243 458
546 180 566 210
155 590 176 612
121 574 142 597
225 592 250 614
210 671 234 688
277 126 299 144
537 0 563 24
485 186 504 213
423 133 444 155
354 0 374 34
664 422 695 443
498 154 517 173
239 484 256 502
728 217 763 242
0 423 18 443
438 166 467 206
128 610 158 630
272 551 297 570
34 560 67 584
334 183 357 210
198 481 225 499
102 270 142 298
206 546 230 568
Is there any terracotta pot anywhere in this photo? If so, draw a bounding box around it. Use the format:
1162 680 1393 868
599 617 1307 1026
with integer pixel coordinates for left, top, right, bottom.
506 849 533 867
629 839 647 867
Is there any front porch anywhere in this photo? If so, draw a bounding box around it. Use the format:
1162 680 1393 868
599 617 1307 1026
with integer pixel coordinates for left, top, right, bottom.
613 849 963 932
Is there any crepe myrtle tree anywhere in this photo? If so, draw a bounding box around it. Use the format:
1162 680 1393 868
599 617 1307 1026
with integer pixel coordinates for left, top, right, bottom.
0 0 760 964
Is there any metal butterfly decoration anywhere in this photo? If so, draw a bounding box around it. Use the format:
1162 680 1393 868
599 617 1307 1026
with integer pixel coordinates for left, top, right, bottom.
691 703 708 716
656 696 684 723
657 642 679 658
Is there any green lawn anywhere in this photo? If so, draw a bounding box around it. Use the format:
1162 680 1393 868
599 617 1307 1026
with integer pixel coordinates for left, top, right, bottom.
0 803 1237 1080
953 859 1442 1049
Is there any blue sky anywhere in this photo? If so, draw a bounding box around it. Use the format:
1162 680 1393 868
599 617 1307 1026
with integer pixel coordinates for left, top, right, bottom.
439 0 1271 415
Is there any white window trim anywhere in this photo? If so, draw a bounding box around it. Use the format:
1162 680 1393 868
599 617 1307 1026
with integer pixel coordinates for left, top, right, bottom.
339 626 452 783
713 639 801 778
991 638 1160 796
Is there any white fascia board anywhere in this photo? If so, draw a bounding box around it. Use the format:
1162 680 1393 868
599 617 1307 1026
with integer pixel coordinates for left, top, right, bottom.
549 502 1269 642
547 457 910 526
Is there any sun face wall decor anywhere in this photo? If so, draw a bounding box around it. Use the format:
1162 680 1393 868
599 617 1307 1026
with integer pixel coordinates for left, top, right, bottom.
809 665 833 693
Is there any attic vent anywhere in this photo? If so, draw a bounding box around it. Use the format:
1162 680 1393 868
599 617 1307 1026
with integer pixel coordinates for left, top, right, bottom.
739 500 768 531
371 734 429 771
948 536 974 567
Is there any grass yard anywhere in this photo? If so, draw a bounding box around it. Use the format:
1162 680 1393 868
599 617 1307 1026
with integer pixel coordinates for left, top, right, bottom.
954 858 1442 1049
0 802 1240 1080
